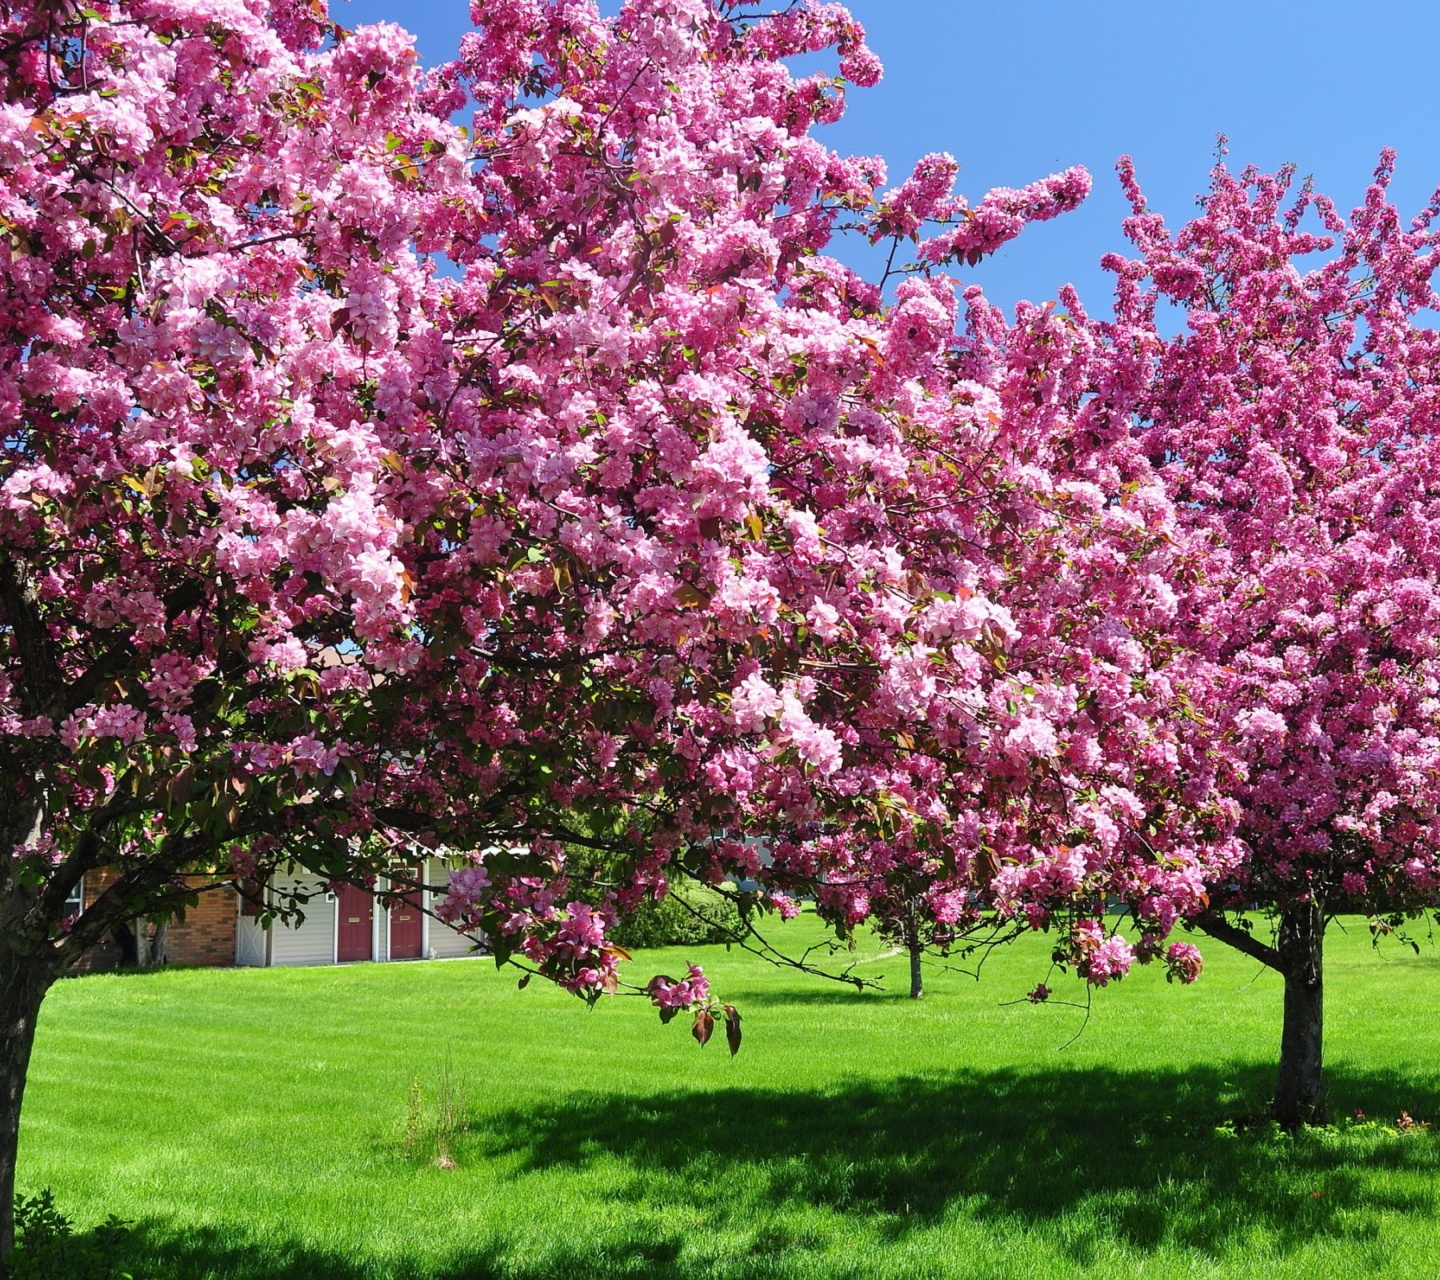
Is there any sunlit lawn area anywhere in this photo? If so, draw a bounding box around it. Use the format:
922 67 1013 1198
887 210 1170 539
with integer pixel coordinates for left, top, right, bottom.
18 915 1440 1278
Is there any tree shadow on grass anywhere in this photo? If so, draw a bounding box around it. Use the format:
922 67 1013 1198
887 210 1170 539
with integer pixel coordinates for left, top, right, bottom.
71 1221 678 1280
467 1061 1440 1261
71 1063 1440 1279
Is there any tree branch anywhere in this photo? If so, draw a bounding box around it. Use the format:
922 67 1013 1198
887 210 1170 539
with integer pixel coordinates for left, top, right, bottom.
54 827 216 963
1191 910 1281 971
35 792 150 924
0 555 66 720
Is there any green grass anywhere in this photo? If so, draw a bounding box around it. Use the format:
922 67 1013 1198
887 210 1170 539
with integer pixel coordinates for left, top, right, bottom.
18 916 1440 1278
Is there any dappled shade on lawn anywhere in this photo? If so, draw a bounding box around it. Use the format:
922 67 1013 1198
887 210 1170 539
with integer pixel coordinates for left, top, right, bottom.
50 1063 1440 1280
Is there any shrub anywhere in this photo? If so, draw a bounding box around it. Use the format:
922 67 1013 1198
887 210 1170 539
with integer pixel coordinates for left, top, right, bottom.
10 1189 130 1280
612 880 742 950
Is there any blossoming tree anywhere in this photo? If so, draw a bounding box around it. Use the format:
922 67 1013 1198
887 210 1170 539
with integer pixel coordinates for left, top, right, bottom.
0 0 1139 1254
1102 153 1440 1123
0 0 480 1252
709 261 1244 1007
410 0 1227 1020
421 0 1244 1024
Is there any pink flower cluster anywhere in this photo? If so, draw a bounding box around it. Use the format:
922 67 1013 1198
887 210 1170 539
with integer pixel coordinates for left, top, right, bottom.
918 167 1092 266
1164 943 1204 985
874 153 960 239
1071 920 1135 987
768 892 801 921
647 965 711 1011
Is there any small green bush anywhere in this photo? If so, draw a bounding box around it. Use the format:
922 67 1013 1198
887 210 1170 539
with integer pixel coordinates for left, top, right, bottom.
10 1189 130 1280
611 879 741 949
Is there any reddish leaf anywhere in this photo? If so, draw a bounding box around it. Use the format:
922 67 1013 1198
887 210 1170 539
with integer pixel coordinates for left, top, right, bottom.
724 1005 742 1057
692 1009 714 1048
517 973 531 990
166 768 194 807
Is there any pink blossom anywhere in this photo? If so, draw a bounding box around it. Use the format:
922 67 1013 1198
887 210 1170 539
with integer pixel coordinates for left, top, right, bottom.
60 704 148 750
777 687 844 775
1081 935 1135 987
555 902 608 957
838 47 882 88
289 736 342 778
875 153 958 239
729 673 784 734
647 964 711 1011
1164 942 1204 985
1006 716 1059 759
769 891 801 920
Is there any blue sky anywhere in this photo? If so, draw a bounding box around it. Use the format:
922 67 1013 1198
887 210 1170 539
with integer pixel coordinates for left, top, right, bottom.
337 0 1440 317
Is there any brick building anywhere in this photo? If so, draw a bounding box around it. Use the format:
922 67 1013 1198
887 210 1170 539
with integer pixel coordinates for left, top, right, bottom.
69 872 237 972
70 858 475 971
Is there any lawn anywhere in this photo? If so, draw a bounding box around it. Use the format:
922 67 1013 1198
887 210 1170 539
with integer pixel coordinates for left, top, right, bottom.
17 915 1440 1279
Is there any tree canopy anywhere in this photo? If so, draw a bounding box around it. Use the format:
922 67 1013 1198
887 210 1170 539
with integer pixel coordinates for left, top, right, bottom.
5 0 1440 1260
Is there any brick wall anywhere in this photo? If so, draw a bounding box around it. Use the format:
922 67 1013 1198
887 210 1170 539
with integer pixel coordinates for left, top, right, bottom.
69 872 238 971
166 883 237 966
167 881 239 961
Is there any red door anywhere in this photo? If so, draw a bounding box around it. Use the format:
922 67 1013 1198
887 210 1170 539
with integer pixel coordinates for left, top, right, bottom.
389 870 423 960
336 883 373 962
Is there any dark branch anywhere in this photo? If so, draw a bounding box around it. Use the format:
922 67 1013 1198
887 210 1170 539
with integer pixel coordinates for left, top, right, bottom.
1191 910 1281 971
55 827 216 962
0 555 67 720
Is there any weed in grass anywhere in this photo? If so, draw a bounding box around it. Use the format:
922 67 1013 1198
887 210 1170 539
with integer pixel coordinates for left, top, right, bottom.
399 1077 425 1162
434 1051 469 1170
395 1054 470 1170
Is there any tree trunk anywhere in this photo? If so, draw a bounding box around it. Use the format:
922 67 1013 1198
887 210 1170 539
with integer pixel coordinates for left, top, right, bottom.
1274 897 1326 1126
901 898 923 999
0 956 54 1271
149 919 169 968
110 922 137 967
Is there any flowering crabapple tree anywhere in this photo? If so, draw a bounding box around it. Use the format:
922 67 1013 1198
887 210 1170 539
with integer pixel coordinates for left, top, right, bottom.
421 0 1246 1034
0 0 484 1254
1103 153 1440 1123
715 259 1245 1012
0 0 1155 1254
0 0 806 1248
415 0 1233 1037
